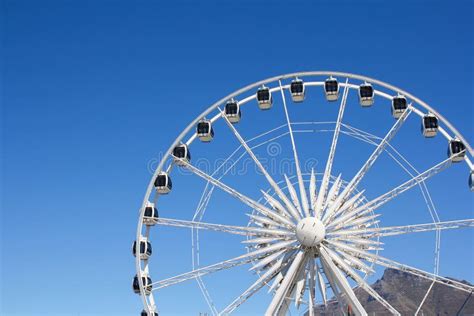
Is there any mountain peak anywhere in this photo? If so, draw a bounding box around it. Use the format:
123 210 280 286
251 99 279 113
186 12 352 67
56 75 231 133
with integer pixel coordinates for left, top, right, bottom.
313 268 474 315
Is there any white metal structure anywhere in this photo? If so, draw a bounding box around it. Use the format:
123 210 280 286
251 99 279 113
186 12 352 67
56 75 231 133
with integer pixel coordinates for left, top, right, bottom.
135 71 474 315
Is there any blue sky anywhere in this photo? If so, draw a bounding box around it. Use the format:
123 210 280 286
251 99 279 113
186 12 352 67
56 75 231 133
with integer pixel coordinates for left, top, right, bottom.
1 1 473 315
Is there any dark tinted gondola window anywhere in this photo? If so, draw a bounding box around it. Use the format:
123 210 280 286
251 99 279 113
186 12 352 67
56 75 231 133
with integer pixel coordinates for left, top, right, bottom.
197 122 210 134
257 89 270 100
140 241 146 254
226 103 238 115
173 146 186 158
144 206 157 218
154 175 166 187
133 276 140 290
325 80 338 92
147 242 152 255
144 207 152 217
451 141 466 153
393 97 407 110
360 86 374 98
424 116 438 128
291 81 304 93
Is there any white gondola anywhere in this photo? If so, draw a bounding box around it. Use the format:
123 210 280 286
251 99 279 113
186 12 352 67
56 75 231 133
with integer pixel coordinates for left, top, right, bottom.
172 143 191 165
196 119 214 142
256 85 273 110
324 77 339 102
467 170 474 191
391 95 408 119
133 238 152 260
154 172 172 194
225 99 241 123
359 83 374 107
141 310 159 316
290 78 305 102
422 113 438 137
133 274 152 295
448 138 466 162
143 202 159 226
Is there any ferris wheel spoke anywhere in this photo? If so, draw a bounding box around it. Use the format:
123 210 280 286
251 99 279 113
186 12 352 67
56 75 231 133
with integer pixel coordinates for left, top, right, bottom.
319 254 348 315
323 174 342 212
333 248 375 274
309 169 318 213
321 244 400 315
323 189 365 225
151 240 298 291
307 256 316 316
248 213 284 228
327 154 458 231
315 261 328 306
333 236 384 249
265 250 307 315
267 250 298 293
316 80 349 219
178 159 295 228
328 219 474 239
326 107 413 217
326 239 474 293
294 258 309 309
319 247 368 316
284 174 303 214
155 217 293 237
261 190 299 221
221 256 290 315
218 107 299 222
337 213 382 230
279 80 310 218
243 236 288 245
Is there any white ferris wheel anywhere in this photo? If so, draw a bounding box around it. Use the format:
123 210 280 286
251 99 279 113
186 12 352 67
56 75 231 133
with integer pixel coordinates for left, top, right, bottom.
133 71 474 316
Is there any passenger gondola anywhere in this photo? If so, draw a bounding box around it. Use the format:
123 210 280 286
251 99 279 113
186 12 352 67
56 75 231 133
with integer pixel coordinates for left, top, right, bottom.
359 83 374 107
133 274 152 295
154 172 172 194
290 78 305 102
421 113 439 137
196 119 214 142
133 239 152 260
257 85 273 110
225 99 241 123
143 203 159 226
141 310 159 316
448 139 466 162
391 95 408 119
324 77 339 102
172 143 191 165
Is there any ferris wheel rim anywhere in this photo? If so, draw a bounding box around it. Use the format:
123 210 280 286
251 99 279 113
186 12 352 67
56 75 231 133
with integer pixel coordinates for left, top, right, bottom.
135 71 474 315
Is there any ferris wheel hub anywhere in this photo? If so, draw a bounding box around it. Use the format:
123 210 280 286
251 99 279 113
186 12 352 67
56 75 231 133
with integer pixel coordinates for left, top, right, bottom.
295 217 326 247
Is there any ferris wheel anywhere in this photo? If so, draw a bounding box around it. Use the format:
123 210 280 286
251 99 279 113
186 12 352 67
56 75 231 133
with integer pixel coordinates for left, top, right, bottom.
133 71 474 316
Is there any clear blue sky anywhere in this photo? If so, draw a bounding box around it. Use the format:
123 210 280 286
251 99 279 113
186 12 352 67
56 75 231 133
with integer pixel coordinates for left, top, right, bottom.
1 1 473 315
